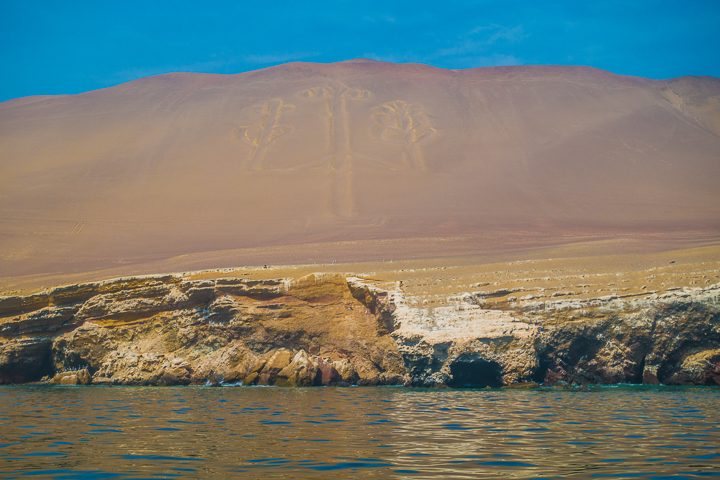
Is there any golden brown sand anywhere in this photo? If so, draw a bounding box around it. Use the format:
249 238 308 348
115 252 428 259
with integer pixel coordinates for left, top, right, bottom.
3 236 719 316
1 61 719 285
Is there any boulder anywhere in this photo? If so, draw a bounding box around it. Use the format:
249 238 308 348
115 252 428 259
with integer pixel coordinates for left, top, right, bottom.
50 368 91 385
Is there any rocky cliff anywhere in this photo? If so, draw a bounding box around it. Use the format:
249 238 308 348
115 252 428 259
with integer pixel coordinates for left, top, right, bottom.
1 270 718 387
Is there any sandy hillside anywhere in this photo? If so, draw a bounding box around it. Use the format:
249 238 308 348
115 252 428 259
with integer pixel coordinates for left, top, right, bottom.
1 60 719 281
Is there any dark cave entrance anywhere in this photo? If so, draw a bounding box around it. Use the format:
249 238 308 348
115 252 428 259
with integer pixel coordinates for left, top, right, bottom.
448 355 503 388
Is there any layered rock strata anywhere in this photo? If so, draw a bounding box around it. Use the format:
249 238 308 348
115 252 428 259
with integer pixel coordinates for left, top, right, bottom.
1 273 718 387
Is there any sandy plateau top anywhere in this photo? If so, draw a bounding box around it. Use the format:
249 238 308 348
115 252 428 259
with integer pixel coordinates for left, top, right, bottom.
188 240 720 313
3 238 719 316
1 61 719 286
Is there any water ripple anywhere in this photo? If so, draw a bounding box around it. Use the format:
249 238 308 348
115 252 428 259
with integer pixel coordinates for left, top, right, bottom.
0 385 717 479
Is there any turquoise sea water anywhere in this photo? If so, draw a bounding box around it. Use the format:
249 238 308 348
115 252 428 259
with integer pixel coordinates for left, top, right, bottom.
0 385 718 479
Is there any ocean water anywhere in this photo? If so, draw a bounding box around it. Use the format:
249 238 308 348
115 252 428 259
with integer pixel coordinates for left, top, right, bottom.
0 386 718 479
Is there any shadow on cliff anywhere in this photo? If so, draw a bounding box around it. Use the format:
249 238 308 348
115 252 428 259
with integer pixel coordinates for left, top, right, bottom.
447 354 503 388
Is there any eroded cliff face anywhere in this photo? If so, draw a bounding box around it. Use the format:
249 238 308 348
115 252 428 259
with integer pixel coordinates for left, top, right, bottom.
388 282 720 387
0 274 405 386
1 272 718 387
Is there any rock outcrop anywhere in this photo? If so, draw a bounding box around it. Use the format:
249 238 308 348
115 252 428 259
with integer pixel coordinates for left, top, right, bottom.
1 272 718 387
387 280 720 387
0 273 405 386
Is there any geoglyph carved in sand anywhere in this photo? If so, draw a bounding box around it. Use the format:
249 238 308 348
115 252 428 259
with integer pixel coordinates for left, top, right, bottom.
235 98 295 171
302 84 371 218
371 100 436 171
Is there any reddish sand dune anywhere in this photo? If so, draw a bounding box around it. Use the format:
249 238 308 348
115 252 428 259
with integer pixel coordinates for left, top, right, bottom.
1 60 719 279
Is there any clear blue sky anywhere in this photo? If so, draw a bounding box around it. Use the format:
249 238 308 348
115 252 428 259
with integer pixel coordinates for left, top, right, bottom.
1 0 719 101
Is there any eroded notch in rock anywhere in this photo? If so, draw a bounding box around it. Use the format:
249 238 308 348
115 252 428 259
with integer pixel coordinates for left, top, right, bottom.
448 354 503 388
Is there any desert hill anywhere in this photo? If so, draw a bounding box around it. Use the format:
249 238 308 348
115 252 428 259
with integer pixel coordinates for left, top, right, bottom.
1 60 719 280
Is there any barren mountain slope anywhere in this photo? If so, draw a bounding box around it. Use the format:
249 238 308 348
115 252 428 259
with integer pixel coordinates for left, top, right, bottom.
1 60 719 279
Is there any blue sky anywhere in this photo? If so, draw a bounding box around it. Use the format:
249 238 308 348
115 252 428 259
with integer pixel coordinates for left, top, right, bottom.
1 0 719 101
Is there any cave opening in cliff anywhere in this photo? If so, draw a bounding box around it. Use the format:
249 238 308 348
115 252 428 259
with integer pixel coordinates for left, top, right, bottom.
448 355 503 388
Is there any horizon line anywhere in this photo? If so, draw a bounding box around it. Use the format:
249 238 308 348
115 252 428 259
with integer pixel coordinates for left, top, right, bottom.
2 59 719 104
